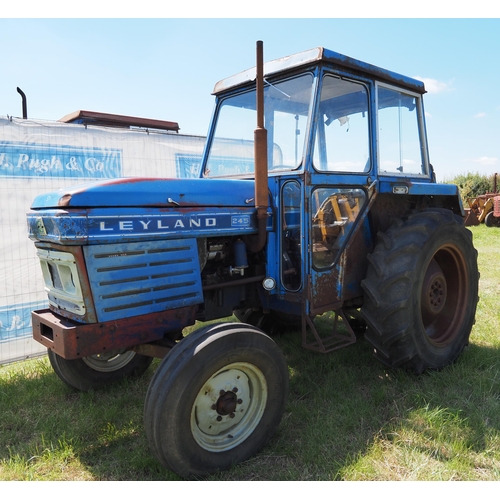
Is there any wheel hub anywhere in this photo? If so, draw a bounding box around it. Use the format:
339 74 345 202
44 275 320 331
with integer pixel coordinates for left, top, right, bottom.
190 363 268 452
428 275 446 314
421 258 447 321
216 390 239 416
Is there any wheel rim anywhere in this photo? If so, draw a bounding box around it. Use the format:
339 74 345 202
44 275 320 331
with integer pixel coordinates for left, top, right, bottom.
420 244 468 346
190 362 268 452
82 350 136 372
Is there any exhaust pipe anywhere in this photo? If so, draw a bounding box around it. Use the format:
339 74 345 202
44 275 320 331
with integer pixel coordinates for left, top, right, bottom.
248 40 269 253
17 87 27 119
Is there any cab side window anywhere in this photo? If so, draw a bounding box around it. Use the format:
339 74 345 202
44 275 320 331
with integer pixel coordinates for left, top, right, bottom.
377 86 427 176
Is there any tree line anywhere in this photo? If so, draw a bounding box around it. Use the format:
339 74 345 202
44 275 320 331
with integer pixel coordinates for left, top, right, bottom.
445 172 498 202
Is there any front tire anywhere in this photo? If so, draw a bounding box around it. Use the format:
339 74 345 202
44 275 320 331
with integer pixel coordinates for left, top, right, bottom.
47 349 153 391
361 209 479 374
144 322 289 478
485 211 500 227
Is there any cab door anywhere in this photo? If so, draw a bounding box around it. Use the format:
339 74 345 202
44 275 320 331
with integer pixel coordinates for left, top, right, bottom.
305 73 372 314
307 184 368 313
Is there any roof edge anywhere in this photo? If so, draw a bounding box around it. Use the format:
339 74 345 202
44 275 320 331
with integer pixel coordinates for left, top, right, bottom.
212 47 425 95
58 110 180 132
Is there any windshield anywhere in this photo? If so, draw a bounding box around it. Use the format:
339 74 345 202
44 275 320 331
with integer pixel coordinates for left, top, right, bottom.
204 73 314 178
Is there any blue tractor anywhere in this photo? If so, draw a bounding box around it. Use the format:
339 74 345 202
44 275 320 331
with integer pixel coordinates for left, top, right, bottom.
27 42 479 477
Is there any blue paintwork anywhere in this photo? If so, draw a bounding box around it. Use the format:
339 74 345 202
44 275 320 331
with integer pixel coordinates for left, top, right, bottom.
27 176 274 246
378 179 465 215
378 179 459 196
30 177 257 209
27 206 274 245
83 238 203 322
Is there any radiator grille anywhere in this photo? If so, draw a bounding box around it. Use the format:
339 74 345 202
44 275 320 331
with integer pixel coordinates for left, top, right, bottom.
84 238 203 322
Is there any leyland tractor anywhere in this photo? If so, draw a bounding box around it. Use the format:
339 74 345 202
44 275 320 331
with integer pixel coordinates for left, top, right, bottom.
27 42 479 478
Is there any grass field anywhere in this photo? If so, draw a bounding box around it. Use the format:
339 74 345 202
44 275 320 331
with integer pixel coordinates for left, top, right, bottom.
1 225 499 481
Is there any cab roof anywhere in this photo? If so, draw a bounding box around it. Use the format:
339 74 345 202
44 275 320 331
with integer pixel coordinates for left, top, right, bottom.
213 47 426 95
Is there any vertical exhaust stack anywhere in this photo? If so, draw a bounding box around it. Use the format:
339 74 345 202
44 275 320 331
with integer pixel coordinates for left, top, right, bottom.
17 87 27 119
249 40 269 253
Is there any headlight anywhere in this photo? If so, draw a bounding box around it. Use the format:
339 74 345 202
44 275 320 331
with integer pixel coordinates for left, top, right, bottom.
36 249 86 316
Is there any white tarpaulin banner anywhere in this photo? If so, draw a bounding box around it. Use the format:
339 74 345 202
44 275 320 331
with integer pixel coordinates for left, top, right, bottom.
0 116 205 364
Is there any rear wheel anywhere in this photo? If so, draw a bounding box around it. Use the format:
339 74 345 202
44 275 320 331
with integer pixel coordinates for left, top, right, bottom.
47 349 153 391
361 209 479 374
144 322 289 478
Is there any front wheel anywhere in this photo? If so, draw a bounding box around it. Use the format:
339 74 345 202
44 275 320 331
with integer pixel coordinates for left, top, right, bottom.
144 322 289 478
485 211 500 227
361 209 479 374
47 349 153 391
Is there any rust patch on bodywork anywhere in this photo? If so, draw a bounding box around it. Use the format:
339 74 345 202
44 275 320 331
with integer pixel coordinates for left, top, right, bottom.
32 306 196 359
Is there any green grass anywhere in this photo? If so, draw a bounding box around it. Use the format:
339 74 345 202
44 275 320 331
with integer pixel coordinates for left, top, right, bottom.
1 225 500 481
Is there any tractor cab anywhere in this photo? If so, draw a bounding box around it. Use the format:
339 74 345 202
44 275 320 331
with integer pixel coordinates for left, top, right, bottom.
202 47 462 351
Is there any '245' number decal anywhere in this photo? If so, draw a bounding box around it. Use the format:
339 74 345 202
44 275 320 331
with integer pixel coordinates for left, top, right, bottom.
231 216 250 227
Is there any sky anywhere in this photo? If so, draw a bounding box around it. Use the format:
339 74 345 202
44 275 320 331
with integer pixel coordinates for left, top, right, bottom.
2 7 500 182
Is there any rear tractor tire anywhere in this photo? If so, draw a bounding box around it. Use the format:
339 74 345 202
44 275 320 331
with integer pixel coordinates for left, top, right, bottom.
144 322 289 478
361 209 479 374
47 349 153 391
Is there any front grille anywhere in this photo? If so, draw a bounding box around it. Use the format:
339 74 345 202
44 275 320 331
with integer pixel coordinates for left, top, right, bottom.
84 238 203 322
